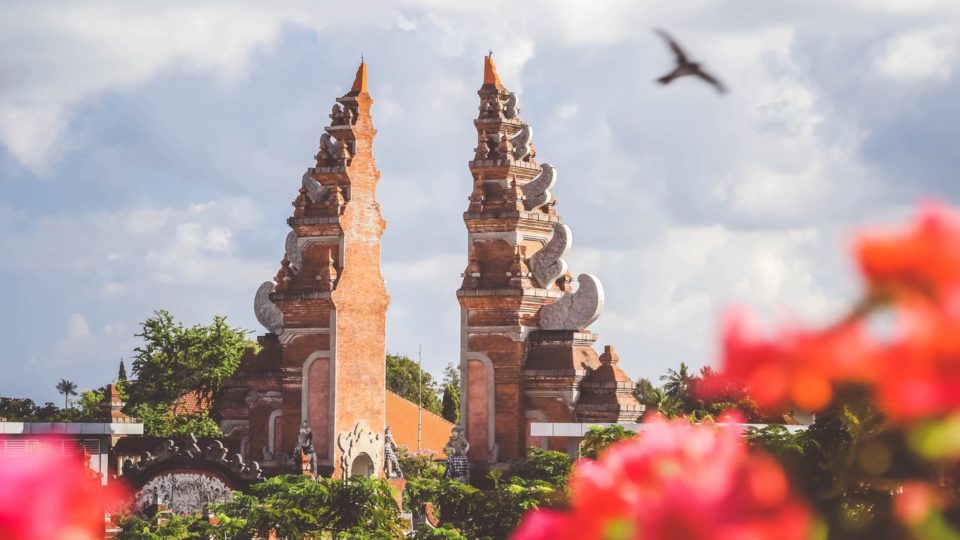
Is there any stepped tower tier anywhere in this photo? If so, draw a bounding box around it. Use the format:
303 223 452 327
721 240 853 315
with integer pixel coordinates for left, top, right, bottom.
217 61 389 479
458 54 634 466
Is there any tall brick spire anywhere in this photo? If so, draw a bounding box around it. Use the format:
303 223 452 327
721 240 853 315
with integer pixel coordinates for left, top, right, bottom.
482 53 503 89
349 60 368 94
458 55 613 466
218 62 390 479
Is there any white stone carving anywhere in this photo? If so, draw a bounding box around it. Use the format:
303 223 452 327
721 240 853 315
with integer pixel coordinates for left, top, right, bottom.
539 273 605 331
244 390 282 410
284 231 302 273
219 420 249 439
254 281 284 335
529 222 571 288
302 171 328 204
134 473 233 515
504 92 520 119
337 420 383 479
521 163 557 211
318 133 339 161
511 124 533 160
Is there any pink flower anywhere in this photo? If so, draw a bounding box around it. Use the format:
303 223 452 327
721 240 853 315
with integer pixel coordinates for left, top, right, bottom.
873 295 960 420
717 311 874 414
857 202 960 299
0 439 127 540
512 415 812 540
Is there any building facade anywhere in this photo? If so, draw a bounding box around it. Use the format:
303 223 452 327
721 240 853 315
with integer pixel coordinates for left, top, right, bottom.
216 62 391 479
458 55 642 464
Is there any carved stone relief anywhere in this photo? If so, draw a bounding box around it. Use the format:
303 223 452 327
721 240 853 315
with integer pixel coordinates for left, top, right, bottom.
284 231 302 273
318 133 339 161
539 274 605 331
511 124 533 161
244 390 283 410
302 171 328 204
529 222 571 288
219 420 249 439
134 473 233 515
521 163 557 211
336 420 383 479
504 92 520 119
254 281 284 335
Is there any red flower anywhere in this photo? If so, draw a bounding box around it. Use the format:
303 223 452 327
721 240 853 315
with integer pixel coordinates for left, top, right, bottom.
717 310 874 414
857 202 960 298
0 439 127 540
512 415 812 540
873 294 960 420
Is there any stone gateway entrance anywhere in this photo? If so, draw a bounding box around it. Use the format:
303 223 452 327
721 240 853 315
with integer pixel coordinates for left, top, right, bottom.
350 453 375 477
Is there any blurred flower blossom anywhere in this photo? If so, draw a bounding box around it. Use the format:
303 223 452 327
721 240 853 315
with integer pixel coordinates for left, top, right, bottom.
0 439 127 540
512 415 812 540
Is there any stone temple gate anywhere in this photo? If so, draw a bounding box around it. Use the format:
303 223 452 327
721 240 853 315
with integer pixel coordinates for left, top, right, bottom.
214 56 642 477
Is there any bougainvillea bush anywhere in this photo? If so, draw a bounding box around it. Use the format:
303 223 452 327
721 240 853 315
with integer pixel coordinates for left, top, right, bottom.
0 440 126 540
514 203 960 540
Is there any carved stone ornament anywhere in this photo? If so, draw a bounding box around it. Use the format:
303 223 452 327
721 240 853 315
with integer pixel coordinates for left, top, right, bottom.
302 171 328 204
284 231 302 273
511 124 533 161
530 222 571 288
337 420 384 479
244 390 282 410
254 281 284 335
123 435 264 515
504 92 520 119
443 424 471 483
383 425 403 479
219 420 249 439
318 133 339 161
539 273 605 331
134 472 233 515
521 163 557 211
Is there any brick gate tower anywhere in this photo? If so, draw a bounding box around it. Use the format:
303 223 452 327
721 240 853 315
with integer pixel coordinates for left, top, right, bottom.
217 62 390 479
458 55 641 465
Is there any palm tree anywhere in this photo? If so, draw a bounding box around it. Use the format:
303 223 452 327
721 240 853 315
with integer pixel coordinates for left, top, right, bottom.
56 379 78 409
661 362 692 403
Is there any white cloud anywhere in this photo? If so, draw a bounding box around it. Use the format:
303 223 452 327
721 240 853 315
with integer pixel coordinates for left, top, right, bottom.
873 27 957 82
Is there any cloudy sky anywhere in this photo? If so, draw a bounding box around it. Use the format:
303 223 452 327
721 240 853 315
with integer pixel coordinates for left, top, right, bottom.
2 0 959 404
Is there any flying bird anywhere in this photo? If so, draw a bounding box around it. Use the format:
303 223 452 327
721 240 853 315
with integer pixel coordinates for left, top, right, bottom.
654 29 727 95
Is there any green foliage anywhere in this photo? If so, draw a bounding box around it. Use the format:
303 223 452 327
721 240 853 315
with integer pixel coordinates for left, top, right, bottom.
116 513 219 540
441 363 461 423
216 475 404 538
512 447 572 485
634 364 762 421
56 379 77 409
132 402 222 438
579 424 636 459
125 310 257 416
412 525 469 539
118 358 128 382
386 353 442 415
398 447 446 481
0 397 81 422
77 388 104 419
119 475 405 538
441 383 460 424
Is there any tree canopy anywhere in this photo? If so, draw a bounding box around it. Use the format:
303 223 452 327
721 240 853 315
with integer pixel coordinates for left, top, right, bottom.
386 353 443 415
125 310 256 413
124 310 257 436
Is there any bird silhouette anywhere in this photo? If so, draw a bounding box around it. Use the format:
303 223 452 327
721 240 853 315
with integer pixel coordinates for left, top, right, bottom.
654 29 727 95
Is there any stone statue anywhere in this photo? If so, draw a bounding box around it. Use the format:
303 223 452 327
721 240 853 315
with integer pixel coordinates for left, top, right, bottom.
293 420 317 476
444 424 471 483
383 425 403 479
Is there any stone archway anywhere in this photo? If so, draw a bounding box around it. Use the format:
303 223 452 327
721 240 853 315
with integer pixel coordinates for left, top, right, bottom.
350 453 375 477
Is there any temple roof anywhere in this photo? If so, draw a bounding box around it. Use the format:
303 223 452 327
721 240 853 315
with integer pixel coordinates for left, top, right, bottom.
349 60 368 94
483 53 503 88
